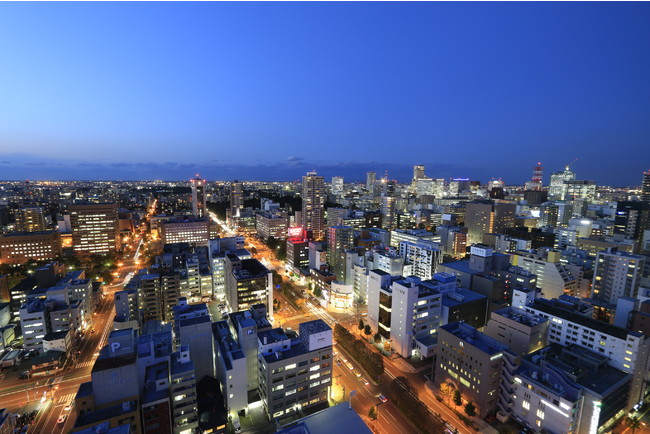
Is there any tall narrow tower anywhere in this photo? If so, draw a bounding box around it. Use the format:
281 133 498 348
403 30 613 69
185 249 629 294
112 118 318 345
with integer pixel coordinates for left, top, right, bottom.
302 171 325 240
366 171 376 192
531 162 543 190
642 170 650 202
190 174 207 218
229 181 243 218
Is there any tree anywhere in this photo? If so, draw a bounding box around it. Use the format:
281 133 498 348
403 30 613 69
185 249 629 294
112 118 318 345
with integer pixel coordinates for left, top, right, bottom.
374 332 381 344
314 287 323 298
368 406 377 420
628 416 641 434
464 402 476 418
453 389 462 407
358 319 365 335
364 325 372 339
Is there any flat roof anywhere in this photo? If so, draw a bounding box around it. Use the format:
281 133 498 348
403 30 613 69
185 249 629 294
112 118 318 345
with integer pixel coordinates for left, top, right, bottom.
258 328 289 345
529 299 640 340
442 287 486 307
441 322 508 355
276 402 372 434
299 319 331 336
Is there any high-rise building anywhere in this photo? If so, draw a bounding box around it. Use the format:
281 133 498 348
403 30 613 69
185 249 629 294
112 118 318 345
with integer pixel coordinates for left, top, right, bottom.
549 165 576 199
224 255 272 314
642 170 650 202
138 272 181 323
15 207 46 232
464 200 516 245
398 240 442 281
614 201 650 250
366 171 376 192
591 249 645 305
190 174 207 218
331 176 344 196
434 322 517 418
69 203 119 255
160 218 210 246
564 180 596 201
301 171 325 240
326 226 354 281
0 230 62 265
367 271 450 358
258 320 333 419
413 165 425 182
230 181 244 218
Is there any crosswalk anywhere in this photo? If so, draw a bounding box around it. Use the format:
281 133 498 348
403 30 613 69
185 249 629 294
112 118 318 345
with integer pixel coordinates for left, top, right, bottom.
57 393 76 405
76 361 94 368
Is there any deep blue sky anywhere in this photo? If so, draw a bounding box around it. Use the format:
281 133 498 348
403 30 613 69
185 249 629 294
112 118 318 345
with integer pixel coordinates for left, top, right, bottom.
0 2 649 185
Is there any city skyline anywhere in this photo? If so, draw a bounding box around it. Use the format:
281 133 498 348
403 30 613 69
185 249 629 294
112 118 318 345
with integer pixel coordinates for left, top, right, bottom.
1 2 649 184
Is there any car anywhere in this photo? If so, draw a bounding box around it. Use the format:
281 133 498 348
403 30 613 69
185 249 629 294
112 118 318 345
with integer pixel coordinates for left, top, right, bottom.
57 414 67 425
355 371 362 377
361 378 369 386
63 402 73 411
379 394 388 403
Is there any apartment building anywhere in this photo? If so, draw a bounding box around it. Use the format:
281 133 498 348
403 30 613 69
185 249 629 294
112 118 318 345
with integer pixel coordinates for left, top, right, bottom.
258 320 332 420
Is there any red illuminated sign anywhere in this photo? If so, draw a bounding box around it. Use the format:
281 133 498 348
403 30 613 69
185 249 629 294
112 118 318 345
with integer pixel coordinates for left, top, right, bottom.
288 227 304 239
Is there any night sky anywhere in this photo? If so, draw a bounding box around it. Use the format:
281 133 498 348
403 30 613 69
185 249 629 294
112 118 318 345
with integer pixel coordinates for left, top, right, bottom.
0 2 649 185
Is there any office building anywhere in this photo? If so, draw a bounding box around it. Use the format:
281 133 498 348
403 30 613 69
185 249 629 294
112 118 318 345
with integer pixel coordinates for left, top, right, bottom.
190 174 207 218
230 181 244 219
614 201 650 249
563 180 596 201
331 176 344 196
434 322 517 418
549 165 576 199
484 306 548 356
367 271 452 358
256 212 288 241
591 249 645 305
366 171 376 192
69 203 119 255
301 171 325 240
505 343 631 434
390 228 439 248
0 230 62 265
381 187 397 231
160 218 210 246
510 249 577 300
15 207 46 232
173 300 215 381
169 346 199 434
286 232 309 273
258 319 333 419
642 170 650 202
224 255 273 315
522 296 650 407
327 226 354 281
465 200 516 245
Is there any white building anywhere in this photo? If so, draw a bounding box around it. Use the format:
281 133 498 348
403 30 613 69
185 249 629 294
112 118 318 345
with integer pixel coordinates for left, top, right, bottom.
591 249 646 305
511 250 577 299
398 240 442 281
367 270 453 358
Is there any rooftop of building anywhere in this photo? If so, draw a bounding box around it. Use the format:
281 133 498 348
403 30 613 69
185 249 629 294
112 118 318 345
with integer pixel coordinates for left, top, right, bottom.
491 306 547 327
75 381 93 399
276 402 372 434
529 298 641 340
233 258 269 279
298 319 331 336
75 422 131 434
170 351 195 376
261 339 310 364
258 327 289 345
142 362 170 404
43 330 69 341
0 230 58 237
442 287 487 307
92 348 137 373
524 343 630 397
74 400 139 429
440 321 509 355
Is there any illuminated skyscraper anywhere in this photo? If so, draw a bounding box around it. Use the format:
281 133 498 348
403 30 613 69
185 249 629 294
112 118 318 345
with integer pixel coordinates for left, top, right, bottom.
549 165 576 199
69 202 119 255
642 170 650 202
15 207 46 232
331 176 344 196
190 174 207 218
301 171 325 240
366 171 376 192
412 165 425 184
230 181 243 218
